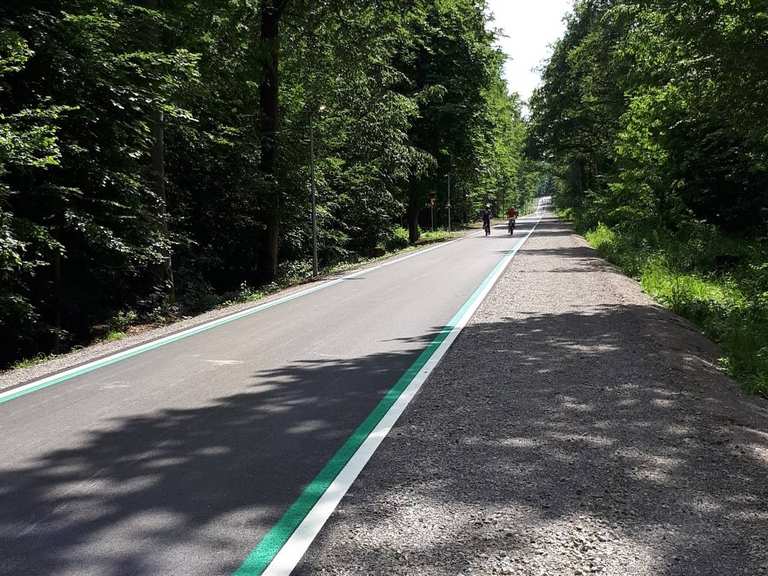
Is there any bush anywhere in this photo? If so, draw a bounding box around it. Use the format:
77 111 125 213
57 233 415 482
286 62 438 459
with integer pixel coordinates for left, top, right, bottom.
109 310 138 333
583 220 768 397
177 276 219 315
278 259 314 283
384 226 411 252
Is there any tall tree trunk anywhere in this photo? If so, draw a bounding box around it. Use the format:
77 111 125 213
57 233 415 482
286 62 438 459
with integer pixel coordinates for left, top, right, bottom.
151 106 174 301
259 0 283 282
53 248 63 352
407 185 421 244
146 0 174 302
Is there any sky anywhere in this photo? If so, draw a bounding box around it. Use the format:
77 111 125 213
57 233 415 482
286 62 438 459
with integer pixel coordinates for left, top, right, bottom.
486 1 573 104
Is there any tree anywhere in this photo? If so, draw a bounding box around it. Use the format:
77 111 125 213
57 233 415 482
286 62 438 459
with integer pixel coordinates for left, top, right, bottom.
529 0 768 233
0 0 529 367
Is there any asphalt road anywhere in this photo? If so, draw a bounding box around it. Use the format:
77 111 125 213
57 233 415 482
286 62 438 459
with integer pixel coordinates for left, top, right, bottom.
0 218 537 576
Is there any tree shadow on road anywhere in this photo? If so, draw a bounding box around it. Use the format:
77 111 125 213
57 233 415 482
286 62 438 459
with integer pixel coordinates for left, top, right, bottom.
297 304 768 576
0 330 442 576
2 215 767 576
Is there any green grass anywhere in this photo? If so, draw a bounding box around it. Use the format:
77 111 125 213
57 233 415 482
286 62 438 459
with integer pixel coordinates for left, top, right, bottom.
103 330 127 342
11 353 56 371
416 230 462 244
584 222 768 396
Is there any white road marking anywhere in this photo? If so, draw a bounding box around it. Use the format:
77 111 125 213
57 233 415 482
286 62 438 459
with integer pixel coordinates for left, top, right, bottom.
0 231 479 404
260 216 541 576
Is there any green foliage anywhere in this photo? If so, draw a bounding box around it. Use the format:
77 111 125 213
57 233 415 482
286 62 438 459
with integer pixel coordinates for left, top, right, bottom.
416 230 458 245
0 0 529 368
531 0 768 231
104 330 127 342
392 0 529 240
585 222 768 396
108 310 139 334
384 226 411 252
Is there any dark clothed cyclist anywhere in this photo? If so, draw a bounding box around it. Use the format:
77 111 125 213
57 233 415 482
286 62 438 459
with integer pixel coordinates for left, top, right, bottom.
482 206 492 236
506 207 519 235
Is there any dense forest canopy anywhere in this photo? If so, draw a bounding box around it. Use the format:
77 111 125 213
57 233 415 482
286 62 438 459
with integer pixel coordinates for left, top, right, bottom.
530 0 768 232
0 0 541 367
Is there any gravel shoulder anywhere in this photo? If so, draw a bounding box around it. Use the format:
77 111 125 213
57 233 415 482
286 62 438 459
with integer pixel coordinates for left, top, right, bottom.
297 215 768 576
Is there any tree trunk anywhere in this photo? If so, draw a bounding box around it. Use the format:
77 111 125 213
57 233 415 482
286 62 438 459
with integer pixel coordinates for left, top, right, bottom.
146 0 174 302
53 249 63 352
259 0 282 282
407 186 421 244
151 106 175 301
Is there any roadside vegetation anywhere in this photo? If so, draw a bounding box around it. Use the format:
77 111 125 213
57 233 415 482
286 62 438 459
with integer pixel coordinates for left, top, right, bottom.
0 0 550 368
577 215 768 396
7 220 464 370
531 1 768 396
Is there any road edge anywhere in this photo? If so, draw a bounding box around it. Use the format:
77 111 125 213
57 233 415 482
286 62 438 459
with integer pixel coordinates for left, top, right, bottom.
0 232 482 405
234 216 542 576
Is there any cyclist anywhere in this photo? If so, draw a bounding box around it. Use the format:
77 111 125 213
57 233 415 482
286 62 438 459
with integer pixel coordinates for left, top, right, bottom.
506 206 519 235
482 205 492 236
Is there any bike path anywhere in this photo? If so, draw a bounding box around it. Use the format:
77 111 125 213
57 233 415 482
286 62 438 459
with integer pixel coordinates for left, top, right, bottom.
0 220 537 576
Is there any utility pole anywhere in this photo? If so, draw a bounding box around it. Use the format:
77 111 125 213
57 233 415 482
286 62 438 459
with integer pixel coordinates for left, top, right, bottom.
429 192 436 232
446 174 452 232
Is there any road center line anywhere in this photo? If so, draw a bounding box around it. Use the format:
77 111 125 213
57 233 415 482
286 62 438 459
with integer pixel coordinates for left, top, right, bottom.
234 216 542 576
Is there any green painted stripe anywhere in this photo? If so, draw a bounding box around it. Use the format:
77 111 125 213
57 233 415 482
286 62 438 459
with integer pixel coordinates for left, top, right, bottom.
233 234 529 576
0 285 345 406
233 324 453 576
0 235 471 407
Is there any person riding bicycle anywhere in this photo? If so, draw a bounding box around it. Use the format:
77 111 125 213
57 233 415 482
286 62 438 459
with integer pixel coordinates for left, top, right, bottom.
506 206 519 235
482 205 492 236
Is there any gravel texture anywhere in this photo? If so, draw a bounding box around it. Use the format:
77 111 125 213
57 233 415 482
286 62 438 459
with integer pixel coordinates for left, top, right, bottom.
297 216 768 576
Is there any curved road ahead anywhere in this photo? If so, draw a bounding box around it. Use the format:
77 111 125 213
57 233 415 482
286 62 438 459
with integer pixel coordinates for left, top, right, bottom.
0 216 539 576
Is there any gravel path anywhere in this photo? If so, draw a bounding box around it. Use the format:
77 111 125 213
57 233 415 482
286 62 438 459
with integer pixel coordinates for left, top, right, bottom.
297 215 768 576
